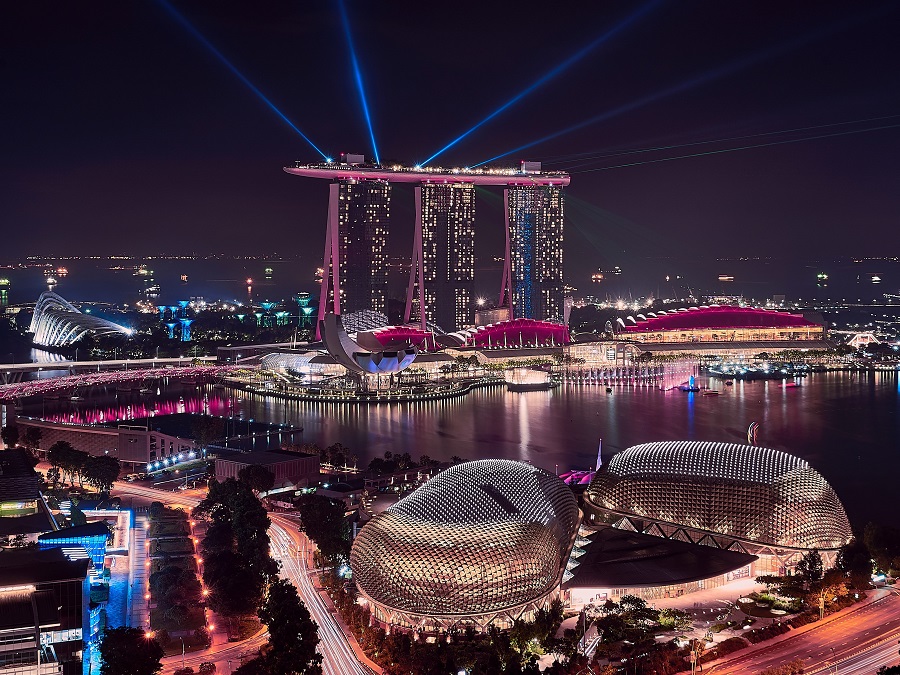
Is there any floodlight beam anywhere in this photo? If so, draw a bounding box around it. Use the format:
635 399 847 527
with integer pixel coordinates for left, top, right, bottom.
156 0 327 159
339 0 381 164
420 0 662 166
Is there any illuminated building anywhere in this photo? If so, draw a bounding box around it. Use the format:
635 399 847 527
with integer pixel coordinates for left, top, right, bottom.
406 182 475 331
501 177 565 322
0 548 90 674
0 278 9 313
583 441 852 575
316 178 391 336
0 449 58 545
616 305 825 343
350 459 580 632
29 292 132 347
284 161 569 335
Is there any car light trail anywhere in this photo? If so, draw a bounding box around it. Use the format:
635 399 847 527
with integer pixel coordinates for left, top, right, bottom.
156 0 328 159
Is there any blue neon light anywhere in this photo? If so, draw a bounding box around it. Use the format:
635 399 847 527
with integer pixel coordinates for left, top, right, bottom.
420 0 662 166
156 0 328 159
338 0 381 164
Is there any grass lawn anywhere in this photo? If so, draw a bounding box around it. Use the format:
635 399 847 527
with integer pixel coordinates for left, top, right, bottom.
150 604 207 634
148 520 190 538
152 538 195 556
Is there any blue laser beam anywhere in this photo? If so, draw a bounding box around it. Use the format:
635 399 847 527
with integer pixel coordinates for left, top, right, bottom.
558 113 900 169
472 5 895 167
156 0 327 160
419 0 662 167
339 0 380 165
570 122 900 172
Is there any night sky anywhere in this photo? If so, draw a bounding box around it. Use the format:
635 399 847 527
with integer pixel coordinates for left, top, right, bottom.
3 1 899 284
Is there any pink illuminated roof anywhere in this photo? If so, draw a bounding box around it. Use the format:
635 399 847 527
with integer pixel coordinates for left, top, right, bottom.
460 318 570 346
284 165 570 187
622 306 821 333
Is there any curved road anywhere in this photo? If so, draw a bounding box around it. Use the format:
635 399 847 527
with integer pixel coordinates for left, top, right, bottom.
709 592 900 675
112 483 372 674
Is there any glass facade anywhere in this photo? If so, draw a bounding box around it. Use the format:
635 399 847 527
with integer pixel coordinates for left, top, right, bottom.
417 182 476 331
508 185 564 322
336 180 391 315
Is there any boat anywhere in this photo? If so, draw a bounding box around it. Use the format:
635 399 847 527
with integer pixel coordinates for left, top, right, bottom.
725 380 734 386
702 390 720 396
784 381 801 388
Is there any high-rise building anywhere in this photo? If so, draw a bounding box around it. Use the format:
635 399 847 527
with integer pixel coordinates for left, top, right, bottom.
412 182 475 331
317 179 391 336
506 184 564 321
285 160 568 335
338 180 390 315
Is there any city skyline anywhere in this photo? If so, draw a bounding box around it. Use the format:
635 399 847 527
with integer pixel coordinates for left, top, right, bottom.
3 1 900 279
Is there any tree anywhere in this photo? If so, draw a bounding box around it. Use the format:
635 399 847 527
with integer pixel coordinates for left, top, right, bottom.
796 549 824 584
99 627 164 675
255 578 323 674
191 416 225 450
47 440 88 486
1 425 19 448
238 465 275 494
84 455 121 492
46 466 61 490
294 494 350 564
21 426 42 452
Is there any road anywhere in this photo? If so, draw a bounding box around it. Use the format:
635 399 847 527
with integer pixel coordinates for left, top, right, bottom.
112 482 372 675
710 592 900 675
269 514 372 675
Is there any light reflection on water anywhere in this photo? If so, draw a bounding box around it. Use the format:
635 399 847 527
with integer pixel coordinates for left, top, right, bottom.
24 371 900 523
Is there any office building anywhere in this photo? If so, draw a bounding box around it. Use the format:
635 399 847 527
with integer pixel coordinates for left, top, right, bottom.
0 548 90 675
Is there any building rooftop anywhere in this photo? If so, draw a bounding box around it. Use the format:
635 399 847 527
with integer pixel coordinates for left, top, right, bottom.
0 547 89 585
620 305 822 333
285 162 570 187
563 526 757 589
0 449 42 502
216 448 317 466
38 522 110 541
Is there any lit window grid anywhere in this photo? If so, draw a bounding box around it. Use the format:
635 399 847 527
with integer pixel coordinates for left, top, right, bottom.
336 180 391 315
508 185 564 321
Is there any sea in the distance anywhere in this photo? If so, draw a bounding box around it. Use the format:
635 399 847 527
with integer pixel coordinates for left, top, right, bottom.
24 370 900 527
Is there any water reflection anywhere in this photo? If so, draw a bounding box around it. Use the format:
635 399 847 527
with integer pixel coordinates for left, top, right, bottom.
19 371 900 523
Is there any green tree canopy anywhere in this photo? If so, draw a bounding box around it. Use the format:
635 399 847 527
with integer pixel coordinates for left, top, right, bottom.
1 425 19 448
99 627 164 675
238 464 275 494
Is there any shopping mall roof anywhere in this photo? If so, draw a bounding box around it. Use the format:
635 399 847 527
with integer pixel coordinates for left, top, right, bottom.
620 305 822 333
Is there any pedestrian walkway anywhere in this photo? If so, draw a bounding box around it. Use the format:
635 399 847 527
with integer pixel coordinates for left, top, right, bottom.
129 515 150 631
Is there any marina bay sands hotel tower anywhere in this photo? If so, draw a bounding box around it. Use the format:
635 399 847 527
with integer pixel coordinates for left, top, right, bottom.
284 156 569 335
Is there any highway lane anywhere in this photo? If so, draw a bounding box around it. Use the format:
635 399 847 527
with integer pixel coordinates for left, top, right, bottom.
269 515 372 675
710 593 900 675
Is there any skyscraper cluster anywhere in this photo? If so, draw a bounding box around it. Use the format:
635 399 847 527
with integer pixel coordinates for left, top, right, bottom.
287 160 569 334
